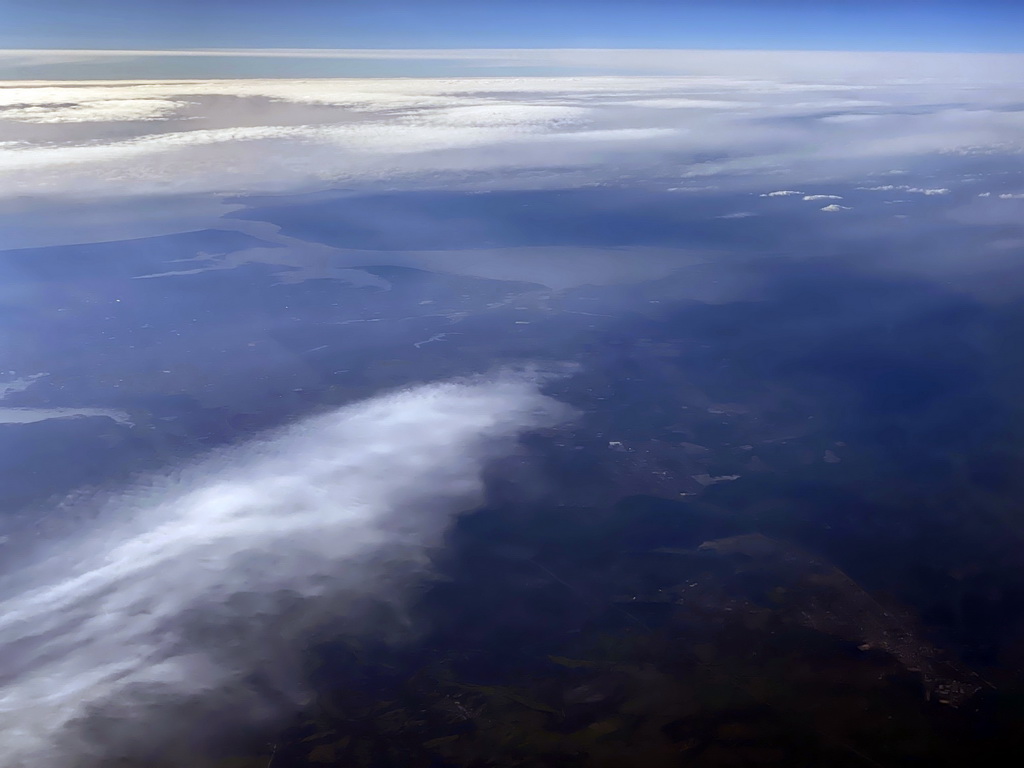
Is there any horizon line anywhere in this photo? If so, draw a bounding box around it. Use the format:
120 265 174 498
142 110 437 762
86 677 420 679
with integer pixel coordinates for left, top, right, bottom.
3 47 1024 57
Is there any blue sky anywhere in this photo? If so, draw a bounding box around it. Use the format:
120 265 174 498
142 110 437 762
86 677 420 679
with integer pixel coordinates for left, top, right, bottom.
2 0 1022 53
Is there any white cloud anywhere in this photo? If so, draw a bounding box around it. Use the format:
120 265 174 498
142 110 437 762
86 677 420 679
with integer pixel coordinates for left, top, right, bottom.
608 98 751 109
0 63 1021 202
412 103 588 128
821 204 852 212
0 372 571 767
998 192 1024 199
717 211 757 218
858 185 950 195
0 125 315 173
1 98 188 123
802 194 843 201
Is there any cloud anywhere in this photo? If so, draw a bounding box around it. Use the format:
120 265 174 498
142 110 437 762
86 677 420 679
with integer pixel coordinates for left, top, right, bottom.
802 194 843 201
0 125 315 173
607 98 751 109
0 372 571 768
1 99 189 123
858 185 950 195
821 204 852 212
998 192 1024 199
1 60 1022 203
412 103 588 128
1 78 712 201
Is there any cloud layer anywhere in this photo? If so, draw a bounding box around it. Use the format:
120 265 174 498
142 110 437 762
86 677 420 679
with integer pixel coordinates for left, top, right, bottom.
2 55 1024 202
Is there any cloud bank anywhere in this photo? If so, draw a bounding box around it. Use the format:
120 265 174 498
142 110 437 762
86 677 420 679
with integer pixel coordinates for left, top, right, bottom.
2 55 1024 203
0 372 570 768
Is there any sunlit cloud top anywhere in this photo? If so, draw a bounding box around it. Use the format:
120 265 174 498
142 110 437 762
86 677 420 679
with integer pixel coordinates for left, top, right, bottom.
2 55 1024 205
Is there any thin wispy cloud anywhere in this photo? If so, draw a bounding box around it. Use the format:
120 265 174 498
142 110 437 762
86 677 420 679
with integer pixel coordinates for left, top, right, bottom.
1 99 188 123
858 185 951 195
0 372 571 768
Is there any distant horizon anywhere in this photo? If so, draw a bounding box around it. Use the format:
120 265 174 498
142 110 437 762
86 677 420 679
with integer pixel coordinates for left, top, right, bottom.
2 46 1023 81
8 46 1024 54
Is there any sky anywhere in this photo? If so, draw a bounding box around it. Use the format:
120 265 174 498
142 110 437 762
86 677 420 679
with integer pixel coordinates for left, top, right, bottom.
1 0 1023 54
